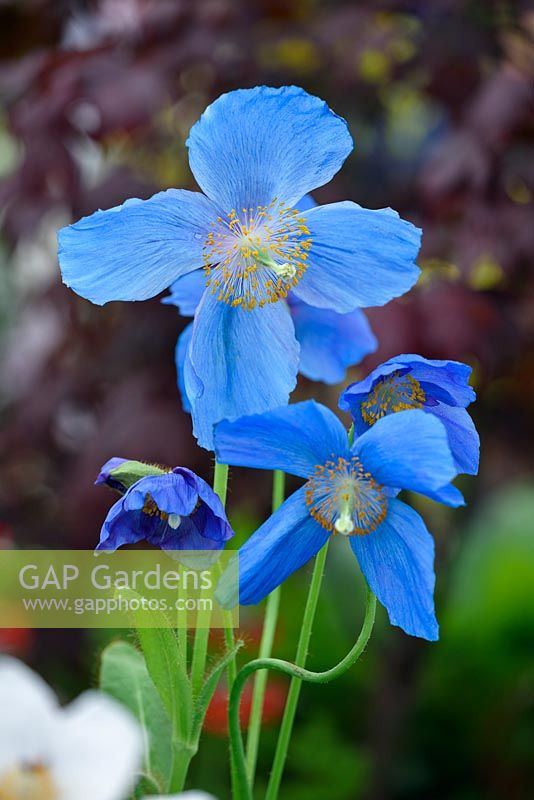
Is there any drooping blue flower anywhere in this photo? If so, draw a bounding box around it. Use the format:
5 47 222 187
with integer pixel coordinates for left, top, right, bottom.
339 354 479 476
214 401 463 640
58 86 422 449
96 462 233 551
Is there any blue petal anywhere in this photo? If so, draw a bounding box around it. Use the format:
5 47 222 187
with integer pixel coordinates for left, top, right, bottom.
186 86 353 211
58 190 216 305
396 355 476 406
162 270 205 317
293 202 421 311
186 291 300 450
353 410 456 494
422 483 465 507
290 298 377 384
175 323 193 413
431 404 480 475
224 486 330 607
295 194 317 212
350 498 438 640
214 400 350 478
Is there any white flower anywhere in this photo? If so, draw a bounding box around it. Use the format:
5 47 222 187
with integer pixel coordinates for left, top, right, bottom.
0 656 143 800
147 794 218 800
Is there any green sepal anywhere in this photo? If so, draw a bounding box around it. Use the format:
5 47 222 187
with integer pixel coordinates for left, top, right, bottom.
107 460 167 493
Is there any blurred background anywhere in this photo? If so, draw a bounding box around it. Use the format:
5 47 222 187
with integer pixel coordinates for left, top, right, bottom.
0 1 533 798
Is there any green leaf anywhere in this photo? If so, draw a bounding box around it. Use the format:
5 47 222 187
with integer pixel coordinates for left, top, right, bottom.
100 640 173 793
119 588 193 744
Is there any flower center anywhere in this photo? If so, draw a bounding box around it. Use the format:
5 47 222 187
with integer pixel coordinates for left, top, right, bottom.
0 763 57 800
360 371 426 426
142 494 169 522
202 200 312 310
304 456 387 536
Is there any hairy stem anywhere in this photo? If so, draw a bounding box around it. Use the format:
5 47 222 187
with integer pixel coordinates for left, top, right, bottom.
245 470 285 783
228 585 376 800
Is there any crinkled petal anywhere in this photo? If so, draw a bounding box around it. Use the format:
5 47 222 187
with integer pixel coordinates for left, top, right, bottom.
350 498 438 640
353 410 456 495
173 467 233 542
162 270 205 317
293 202 421 311
214 400 349 478
53 692 143 800
431 403 480 475
218 486 329 607
175 323 194 413
187 291 300 450
125 472 199 517
290 298 377 384
58 190 216 305
186 86 352 210
394 354 476 406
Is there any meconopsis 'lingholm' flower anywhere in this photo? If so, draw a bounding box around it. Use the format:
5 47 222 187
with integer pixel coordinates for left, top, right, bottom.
0 656 142 800
214 401 464 640
96 458 233 551
58 86 422 449
162 195 377 402
339 354 480 477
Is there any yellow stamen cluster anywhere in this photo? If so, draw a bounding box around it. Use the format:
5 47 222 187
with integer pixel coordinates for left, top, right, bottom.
0 763 57 800
202 199 312 310
142 494 169 522
305 455 387 536
361 372 426 426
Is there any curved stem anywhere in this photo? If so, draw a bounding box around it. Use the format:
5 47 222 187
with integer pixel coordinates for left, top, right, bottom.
245 470 285 783
229 585 376 800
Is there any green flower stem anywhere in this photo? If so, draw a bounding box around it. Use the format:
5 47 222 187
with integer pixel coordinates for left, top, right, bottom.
229 584 377 800
170 743 197 794
213 461 229 506
245 470 285 783
191 461 230 697
265 540 329 800
212 462 237 682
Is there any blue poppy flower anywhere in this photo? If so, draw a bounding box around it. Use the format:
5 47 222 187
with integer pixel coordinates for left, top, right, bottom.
58 86 422 449
339 354 479 476
214 401 463 640
96 463 234 551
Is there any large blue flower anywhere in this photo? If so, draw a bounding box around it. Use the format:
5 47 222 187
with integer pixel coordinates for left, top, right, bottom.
339 354 479 475
96 460 233 551
58 86 422 449
214 401 463 640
